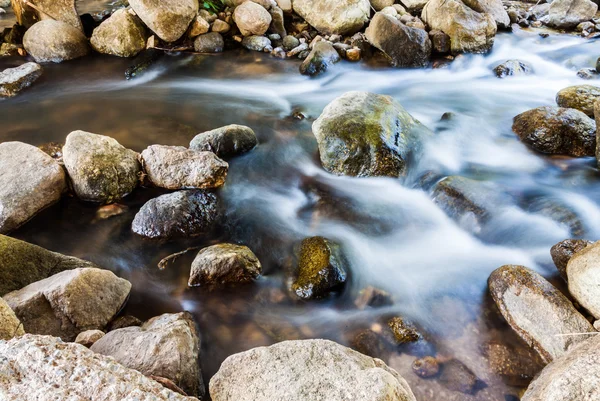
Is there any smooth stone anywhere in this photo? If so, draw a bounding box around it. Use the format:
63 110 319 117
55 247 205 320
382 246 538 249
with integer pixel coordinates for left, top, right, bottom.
567 241 600 319
74 329 105 347
370 0 394 10
550 239 592 281
555 85 600 118
211 19 230 33
292 0 370 35
0 62 42 98
299 41 340 75
188 243 262 287
0 297 24 340
282 35 300 50
129 0 198 42
462 0 510 29
241 35 271 51
494 59 533 78
90 8 148 57
234 1 272 36
546 0 598 29
194 31 224 52
190 124 258 158
11 0 82 30
23 20 90 63
188 15 210 37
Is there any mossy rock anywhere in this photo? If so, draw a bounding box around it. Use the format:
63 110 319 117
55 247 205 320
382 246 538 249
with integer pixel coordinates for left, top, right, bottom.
387 316 422 344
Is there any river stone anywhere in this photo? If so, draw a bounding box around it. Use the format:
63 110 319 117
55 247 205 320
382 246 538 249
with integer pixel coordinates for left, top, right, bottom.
0 142 66 234
399 0 428 12
365 13 431 68
0 297 24 340
421 0 497 54
74 329 105 347
188 243 262 287
566 241 600 319
438 359 479 394
546 0 598 29
550 239 592 281
234 1 272 36
91 312 202 397
90 8 148 57
370 0 394 10
3 268 132 341
190 124 258 158
194 32 224 52
512 106 596 157
23 20 90 63
241 35 271 51
555 85 600 118
141 145 228 190
11 0 82 30
209 339 417 401
484 340 545 387
387 316 422 344
463 0 510 29
299 41 340 76
63 130 141 204
129 0 198 42
0 335 196 401
312 91 430 177
488 265 595 364
132 190 220 239
0 62 42 98
293 0 370 35
494 59 533 78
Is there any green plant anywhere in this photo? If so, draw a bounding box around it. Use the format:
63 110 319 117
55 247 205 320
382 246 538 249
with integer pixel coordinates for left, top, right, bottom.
202 0 225 13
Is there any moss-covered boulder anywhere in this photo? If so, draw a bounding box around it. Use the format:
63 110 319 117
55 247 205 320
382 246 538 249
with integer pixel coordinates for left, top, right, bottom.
312 91 430 177
188 243 262 287
90 8 148 58
556 85 600 118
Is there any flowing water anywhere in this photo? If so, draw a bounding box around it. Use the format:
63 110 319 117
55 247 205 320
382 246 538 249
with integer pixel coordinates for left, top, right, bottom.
1 7 600 399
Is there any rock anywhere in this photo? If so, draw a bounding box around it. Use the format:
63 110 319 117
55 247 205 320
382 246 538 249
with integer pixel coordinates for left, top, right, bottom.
282 35 299 50
132 190 220 239
488 265 595 363
11 0 82 30
194 31 224 52
242 35 271 51
234 1 272 36
387 316 422 344
370 0 394 11
421 0 497 54
530 4 550 20
299 41 340 76
0 142 66 234
90 8 148 57
365 13 431 68
483 340 545 387
188 15 210 37
438 359 479 394
63 130 141 204
556 85 600 118
292 0 370 35
269 6 286 37
3 268 131 341
0 62 42 98
512 107 596 157
546 0 598 29
312 91 430 177
354 286 393 309
462 0 510 29
141 145 228 190
209 339 417 401
0 335 196 400
129 0 198 42
566 241 600 319
550 239 592 281
190 124 258 158
0 297 24 340
91 312 202 397
107 315 143 331
74 329 105 347
188 243 262 287
212 19 230 33
429 29 450 54
23 20 90 63
412 356 439 378
350 329 388 359
399 0 428 12
494 60 533 78
150 376 189 396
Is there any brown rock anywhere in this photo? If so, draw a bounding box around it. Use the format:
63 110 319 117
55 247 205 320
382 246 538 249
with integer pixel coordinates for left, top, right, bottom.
387 316 422 344
74 329 105 347
412 356 439 378
550 239 592 281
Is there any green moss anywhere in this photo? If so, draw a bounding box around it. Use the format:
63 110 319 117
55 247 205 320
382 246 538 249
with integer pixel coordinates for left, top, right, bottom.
387 316 421 344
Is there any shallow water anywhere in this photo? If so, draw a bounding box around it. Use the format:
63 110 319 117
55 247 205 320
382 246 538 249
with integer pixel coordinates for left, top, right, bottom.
1 18 600 400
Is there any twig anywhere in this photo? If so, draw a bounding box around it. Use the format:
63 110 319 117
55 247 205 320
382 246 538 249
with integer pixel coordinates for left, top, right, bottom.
157 247 200 270
24 0 58 20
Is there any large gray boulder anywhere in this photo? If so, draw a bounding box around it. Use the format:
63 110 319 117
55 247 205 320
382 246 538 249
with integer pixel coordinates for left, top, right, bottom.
546 0 598 29
488 265 595 364
91 312 203 397
233 1 272 36
129 0 198 42
463 0 510 29
189 243 262 287
0 297 24 340
566 241 600 319
0 142 66 234
0 63 42 98
11 0 82 30
90 8 148 57
189 124 258 158
556 85 600 118
210 339 417 401
312 91 430 177
293 0 370 35
299 41 341 76
3 268 131 341
0 335 197 400
63 131 141 204
23 20 90 63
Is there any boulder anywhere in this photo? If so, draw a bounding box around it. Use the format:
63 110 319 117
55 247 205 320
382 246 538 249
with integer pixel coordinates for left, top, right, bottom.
0 142 66 234
0 335 196 400
23 20 90 63
190 124 258 158
90 8 148 57
91 312 202 397
74 329 105 347
140 145 228 190
194 32 224 52
292 0 370 35
462 0 510 29
494 59 533 78
550 239 592 281
370 0 394 10
512 106 596 157
189 243 262 287
209 339 417 401
131 190 220 239
488 265 595 364
421 0 497 54
312 91 430 177
129 0 198 42
399 0 428 12
0 297 24 340
365 13 431 68
556 85 600 118
234 1 272 36
3 268 132 341
241 35 271 51
0 62 42 98
546 0 598 29
299 41 341 76
11 0 82 30
63 130 141 204
566 241 600 319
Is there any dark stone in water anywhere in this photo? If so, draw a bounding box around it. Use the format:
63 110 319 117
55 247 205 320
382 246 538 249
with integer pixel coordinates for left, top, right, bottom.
125 48 163 80
550 239 592 281
350 329 389 360
438 359 480 394
483 340 545 387
494 60 533 78
412 356 440 378
189 124 258 159
387 316 422 344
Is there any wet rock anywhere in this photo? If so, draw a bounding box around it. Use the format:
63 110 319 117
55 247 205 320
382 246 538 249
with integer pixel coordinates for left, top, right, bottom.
354 286 394 309
63 130 141 204
131 190 220 239
0 142 66 234
129 0 198 42
312 91 430 177
488 265 595 364
577 68 599 80
550 239 592 281
546 0 598 29
412 356 439 378
290 236 347 299
350 329 389 359
388 316 422 344
190 124 258 158
292 0 370 35
494 60 533 78
0 62 42 98
194 31 224 52
74 329 105 347
0 335 195 400
209 339 417 401
526 196 584 237
421 0 497 54
463 0 510 29
242 35 271 51
512 106 596 157
365 13 431 68
234 1 272 36
23 20 90 63
483 341 544 387
429 29 450 54
125 48 163 79
555 85 600 118
91 312 202 397
0 297 24 340
299 41 340 76
107 314 142 331
90 8 148 57
438 359 479 394
566 241 600 319
188 243 262 287
530 4 550 21
3 268 131 341
11 0 82 30
141 145 228 190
